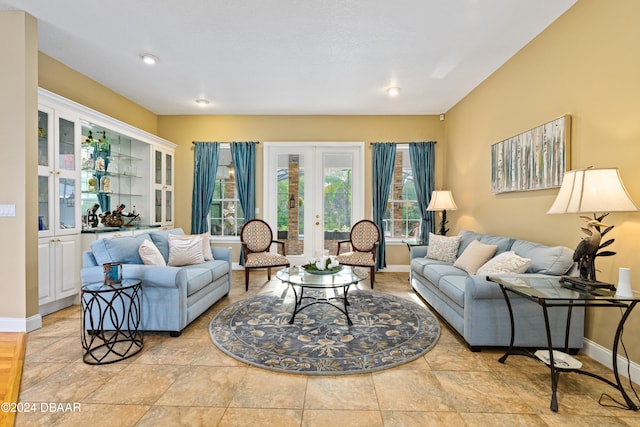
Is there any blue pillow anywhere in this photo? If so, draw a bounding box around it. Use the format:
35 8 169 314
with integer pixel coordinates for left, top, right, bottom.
90 233 151 265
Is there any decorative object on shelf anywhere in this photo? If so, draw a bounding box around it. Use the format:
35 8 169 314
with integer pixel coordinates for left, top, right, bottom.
491 115 570 194
548 167 639 287
87 204 99 228
616 267 633 298
87 177 98 192
103 262 122 286
99 175 111 193
95 156 105 171
99 130 110 151
84 130 95 146
427 190 458 235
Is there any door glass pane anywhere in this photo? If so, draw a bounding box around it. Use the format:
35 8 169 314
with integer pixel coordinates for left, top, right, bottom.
155 189 162 222
323 153 352 255
58 177 76 229
58 118 75 171
165 153 172 186
38 175 49 231
155 150 162 185
38 110 49 167
165 190 172 222
276 154 304 256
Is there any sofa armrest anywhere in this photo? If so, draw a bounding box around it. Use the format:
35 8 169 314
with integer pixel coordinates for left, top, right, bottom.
212 246 232 271
81 264 185 289
410 245 428 259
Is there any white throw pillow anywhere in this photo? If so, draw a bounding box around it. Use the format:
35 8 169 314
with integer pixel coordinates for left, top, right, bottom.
168 234 206 266
199 232 214 261
426 233 461 263
477 251 532 276
453 240 498 275
138 239 166 266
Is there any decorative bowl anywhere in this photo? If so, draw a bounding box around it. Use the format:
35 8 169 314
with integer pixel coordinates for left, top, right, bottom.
301 264 343 275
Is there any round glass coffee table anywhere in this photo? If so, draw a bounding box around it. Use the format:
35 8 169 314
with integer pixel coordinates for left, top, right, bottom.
275 266 368 326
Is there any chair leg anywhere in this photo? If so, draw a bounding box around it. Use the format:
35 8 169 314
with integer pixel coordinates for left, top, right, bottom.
245 269 249 292
267 267 272 280
370 266 375 289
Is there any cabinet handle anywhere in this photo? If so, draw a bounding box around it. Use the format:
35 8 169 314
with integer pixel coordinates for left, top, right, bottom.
56 171 61 175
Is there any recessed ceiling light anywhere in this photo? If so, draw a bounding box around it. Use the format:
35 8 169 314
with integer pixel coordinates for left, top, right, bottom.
386 87 401 96
140 53 159 65
195 99 210 106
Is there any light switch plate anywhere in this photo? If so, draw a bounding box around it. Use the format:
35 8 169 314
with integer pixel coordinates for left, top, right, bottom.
0 204 16 217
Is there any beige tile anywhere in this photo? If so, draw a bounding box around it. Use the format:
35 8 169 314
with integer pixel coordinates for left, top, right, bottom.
155 366 246 407
381 410 466 427
219 408 302 427
16 403 149 427
136 406 226 426
425 342 492 371
84 364 182 405
19 361 68 390
538 414 630 426
229 368 307 408
373 369 455 411
434 371 535 414
305 375 378 410
302 409 383 427
459 412 548 426
133 336 208 365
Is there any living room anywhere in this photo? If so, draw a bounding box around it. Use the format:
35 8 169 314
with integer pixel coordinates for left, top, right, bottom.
2 0 640 425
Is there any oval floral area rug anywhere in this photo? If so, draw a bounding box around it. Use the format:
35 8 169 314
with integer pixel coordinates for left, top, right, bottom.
209 289 440 375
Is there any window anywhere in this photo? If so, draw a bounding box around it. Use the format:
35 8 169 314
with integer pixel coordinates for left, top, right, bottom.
209 146 245 238
383 147 421 240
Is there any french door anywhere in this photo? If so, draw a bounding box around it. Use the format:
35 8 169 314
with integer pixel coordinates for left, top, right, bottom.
264 142 364 266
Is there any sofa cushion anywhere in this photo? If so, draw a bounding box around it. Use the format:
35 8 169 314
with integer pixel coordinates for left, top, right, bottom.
168 234 206 266
426 233 461 262
139 239 166 266
90 233 151 265
476 251 531 275
184 267 214 296
457 230 514 257
453 240 498 275
150 228 185 262
511 240 574 275
438 275 467 308
421 263 468 286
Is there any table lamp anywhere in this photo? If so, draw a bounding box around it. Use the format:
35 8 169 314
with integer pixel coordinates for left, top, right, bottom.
547 167 639 288
427 190 458 236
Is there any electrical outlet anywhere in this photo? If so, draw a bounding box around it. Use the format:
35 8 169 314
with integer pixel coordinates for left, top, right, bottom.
0 204 16 217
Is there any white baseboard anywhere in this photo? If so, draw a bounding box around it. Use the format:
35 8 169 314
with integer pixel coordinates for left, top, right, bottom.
379 264 410 273
0 314 42 332
582 338 640 383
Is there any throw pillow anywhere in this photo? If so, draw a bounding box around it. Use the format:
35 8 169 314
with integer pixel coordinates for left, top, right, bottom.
168 234 205 266
453 240 498 275
138 239 166 266
199 232 214 261
426 233 461 263
476 251 531 275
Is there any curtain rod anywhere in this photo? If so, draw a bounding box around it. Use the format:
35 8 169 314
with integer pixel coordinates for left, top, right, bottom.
369 141 437 145
192 141 260 144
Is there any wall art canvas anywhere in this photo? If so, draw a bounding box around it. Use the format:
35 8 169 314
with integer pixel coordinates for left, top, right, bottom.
491 115 570 194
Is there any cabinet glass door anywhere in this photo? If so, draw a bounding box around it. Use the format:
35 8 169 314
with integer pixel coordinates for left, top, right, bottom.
155 150 162 185
38 175 51 232
58 117 76 172
58 177 77 230
38 110 50 167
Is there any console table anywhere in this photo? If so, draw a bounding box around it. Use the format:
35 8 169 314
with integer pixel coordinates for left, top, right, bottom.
488 275 639 412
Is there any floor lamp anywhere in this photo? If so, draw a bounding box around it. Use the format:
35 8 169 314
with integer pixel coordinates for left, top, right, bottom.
427 190 458 236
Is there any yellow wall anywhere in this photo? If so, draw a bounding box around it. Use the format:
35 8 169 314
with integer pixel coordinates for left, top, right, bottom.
446 0 640 359
38 53 158 135
157 115 444 263
0 11 38 320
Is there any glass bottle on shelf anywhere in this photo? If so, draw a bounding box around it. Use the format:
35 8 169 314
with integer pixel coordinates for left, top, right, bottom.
100 175 111 193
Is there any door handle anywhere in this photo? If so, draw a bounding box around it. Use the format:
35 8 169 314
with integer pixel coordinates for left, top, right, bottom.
315 222 320 226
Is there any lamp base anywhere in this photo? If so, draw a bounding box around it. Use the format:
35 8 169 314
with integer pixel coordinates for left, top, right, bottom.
559 276 616 292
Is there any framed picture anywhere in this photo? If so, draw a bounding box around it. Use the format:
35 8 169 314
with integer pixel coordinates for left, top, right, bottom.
491 115 571 194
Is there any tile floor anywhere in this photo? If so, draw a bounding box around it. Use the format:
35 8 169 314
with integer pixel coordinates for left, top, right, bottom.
16 272 640 426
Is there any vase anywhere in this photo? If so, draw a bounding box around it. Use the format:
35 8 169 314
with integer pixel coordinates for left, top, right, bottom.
615 267 633 298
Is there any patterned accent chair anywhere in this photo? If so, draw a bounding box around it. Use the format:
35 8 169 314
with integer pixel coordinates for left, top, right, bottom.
240 219 290 291
336 219 380 288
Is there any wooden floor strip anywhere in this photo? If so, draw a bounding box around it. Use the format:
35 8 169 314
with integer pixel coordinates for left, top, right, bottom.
0 333 26 427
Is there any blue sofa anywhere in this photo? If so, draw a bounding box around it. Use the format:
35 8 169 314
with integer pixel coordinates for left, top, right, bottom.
410 230 584 351
81 228 231 336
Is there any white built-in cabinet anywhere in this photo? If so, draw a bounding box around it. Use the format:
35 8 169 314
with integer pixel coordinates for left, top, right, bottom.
37 88 176 315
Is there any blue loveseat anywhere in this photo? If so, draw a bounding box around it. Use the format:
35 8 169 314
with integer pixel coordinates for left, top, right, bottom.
410 230 584 351
81 228 232 336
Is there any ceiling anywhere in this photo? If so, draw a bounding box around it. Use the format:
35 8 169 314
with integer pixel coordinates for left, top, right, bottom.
0 0 576 115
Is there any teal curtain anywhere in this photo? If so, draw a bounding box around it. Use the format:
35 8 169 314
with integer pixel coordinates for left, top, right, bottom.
372 143 396 270
230 142 257 265
409 142 436 243
191 142 219 234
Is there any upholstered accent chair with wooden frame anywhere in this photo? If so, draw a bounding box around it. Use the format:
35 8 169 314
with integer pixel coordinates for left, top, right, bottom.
240 219 290 291
336 219 380 288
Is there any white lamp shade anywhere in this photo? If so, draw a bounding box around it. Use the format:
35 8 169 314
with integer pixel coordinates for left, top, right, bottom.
427 190 458 211
547 168 639 214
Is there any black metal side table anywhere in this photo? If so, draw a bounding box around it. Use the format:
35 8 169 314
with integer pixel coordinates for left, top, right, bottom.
81 279 143 364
